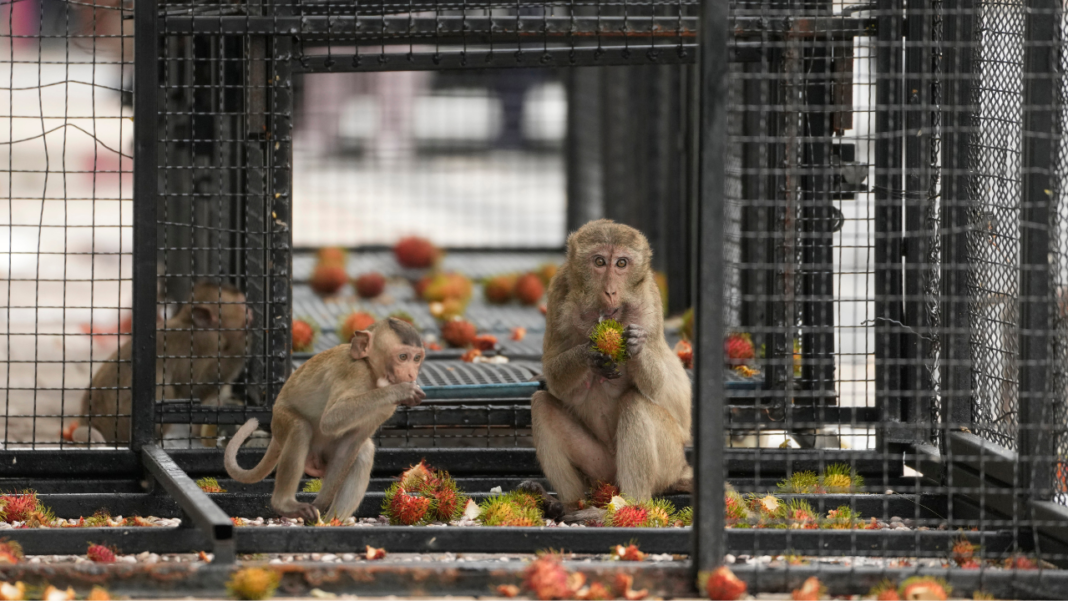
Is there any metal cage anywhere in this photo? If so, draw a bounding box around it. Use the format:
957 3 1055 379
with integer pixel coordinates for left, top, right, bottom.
0 0 1068 598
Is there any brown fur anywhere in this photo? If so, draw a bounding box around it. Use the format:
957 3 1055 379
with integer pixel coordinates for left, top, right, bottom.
224 318 425 522
73 281 251 445
529 219 692 508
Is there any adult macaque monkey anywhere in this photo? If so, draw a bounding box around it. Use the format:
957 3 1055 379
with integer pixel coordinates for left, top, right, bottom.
72 280 252 445
522 219 692 517
224 318 425 522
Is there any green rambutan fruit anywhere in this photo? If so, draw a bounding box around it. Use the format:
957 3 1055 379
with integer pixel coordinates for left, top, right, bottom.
590 319 627 363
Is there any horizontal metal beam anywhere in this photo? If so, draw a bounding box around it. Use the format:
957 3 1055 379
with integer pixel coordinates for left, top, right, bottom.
141 445 235 563
946 431 1020 488
1 560 1067 600
160 15 698 40
0 561 693 599
0 450 140 477
729 564 1068 600
155 15 870 40
291 46 697 73
34 490 943 524
0 524 1016 557
158 395 862 427
0 448 915 479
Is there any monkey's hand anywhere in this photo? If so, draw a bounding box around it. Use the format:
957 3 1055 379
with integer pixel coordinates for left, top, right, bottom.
395 382 426 407
586 349 622 380
623 324 648 358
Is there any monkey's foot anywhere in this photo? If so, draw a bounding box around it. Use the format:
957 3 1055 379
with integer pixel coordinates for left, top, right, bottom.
274 502 320 523
560 507 606 525
664 477 693 495
515 480 565 521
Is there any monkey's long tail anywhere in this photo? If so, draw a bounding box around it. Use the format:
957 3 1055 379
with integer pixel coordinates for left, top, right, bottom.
224 418 281 484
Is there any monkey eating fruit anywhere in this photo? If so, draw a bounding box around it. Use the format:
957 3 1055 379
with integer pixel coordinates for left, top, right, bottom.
521 219 693 519
224 318 425 522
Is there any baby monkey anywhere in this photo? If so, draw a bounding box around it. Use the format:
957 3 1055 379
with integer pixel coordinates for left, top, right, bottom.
225 317 425 522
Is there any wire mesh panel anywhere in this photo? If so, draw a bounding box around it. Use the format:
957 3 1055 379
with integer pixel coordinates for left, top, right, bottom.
148 0 699 454
0 0 134 449
714 0 1068 593
150 25 288 448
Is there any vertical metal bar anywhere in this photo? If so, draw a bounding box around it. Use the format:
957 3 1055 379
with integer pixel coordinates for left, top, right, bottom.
663 65 691 316
244 0 269 409
565 68 605 232
693 0 727 577
874 0 905 449
740 62 766 358
601 67 637 226
940 0 975 436
903 0 933 443
131 0 160 451
799 26 836 407
268 4 294 407
1018 0 1057 500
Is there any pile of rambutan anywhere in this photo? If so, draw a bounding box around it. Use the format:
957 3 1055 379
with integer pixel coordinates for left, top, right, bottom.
775 464 864 494
590 319 628 364
603 497 678 528
381 460 468 526
0 491 55 527
478 489 543 527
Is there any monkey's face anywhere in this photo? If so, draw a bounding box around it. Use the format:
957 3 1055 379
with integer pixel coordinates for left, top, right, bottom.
586 244 644 318
377 342 424 385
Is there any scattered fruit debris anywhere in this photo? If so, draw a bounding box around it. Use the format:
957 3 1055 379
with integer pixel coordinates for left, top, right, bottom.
226 567 281 600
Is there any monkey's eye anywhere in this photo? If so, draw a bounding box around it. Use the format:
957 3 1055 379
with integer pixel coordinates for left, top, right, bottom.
399 353 408 361
616 258 628 268
594 257 606 267
414 354 422 362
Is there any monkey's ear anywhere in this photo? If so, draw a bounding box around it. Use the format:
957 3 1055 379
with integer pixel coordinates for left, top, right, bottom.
191 305 218 328
350 330 373 360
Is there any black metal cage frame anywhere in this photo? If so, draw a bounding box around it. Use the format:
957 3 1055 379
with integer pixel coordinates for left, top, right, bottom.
5 0 1068 598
